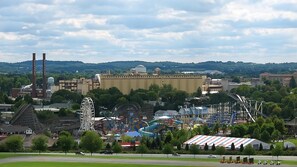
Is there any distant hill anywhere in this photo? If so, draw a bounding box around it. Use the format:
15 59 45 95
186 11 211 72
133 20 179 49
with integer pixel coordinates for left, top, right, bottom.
1 60 297 77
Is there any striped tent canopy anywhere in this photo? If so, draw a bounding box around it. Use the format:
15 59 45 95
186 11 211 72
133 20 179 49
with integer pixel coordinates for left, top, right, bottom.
184 135 255 149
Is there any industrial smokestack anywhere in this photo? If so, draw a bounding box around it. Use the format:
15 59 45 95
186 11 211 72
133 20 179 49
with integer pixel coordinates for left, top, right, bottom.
32 53 36 98
42 53 46 98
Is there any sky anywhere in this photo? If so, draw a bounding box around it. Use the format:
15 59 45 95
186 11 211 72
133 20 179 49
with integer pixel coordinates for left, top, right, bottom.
0 0 297 64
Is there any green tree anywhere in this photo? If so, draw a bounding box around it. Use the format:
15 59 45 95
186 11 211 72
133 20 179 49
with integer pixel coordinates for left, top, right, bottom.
213 122 220 134
121 135 132 142
105 143 111 150
194 87 202 97
260 130 271 143
185 144 189 151
272 144 283 161
189 144 200 158
216 146 226 157
243 144 255 158
289 76 297 88
80 131 103 156
240 144 244 152
256 117 265 127
259 143 263 151
204 143 209 151
136 144 148 157
5 135 23 152
232 76 240 83
24 94 33 104
202 125 210 135
271 130 281 142
32 135 48 154
222 124 228 134
272 117 286 135
164 131 173 144
231 143 235 151
252 128 261 139
112 142 122 154
211 144 216 151
57 131 74 155
162 143 173 158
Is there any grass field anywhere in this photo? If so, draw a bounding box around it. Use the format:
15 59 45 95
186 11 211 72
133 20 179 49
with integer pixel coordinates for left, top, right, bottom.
1 162 199 167
0 153 296 166
0 153 218 162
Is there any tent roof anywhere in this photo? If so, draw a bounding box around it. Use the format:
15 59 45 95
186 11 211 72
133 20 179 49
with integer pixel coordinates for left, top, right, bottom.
125 131 142 137
285 117 297 126
184 135 259 149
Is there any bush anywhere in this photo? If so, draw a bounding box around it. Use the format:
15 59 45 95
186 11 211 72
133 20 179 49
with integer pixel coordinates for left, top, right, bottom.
0 143 8 152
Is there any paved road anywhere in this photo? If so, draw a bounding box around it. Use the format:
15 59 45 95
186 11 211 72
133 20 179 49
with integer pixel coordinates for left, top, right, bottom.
1 156 296 167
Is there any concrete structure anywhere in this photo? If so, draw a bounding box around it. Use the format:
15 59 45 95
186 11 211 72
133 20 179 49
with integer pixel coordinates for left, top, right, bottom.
260 72 297 86
32 53 37 98
184 135 270 150
42 53 47 98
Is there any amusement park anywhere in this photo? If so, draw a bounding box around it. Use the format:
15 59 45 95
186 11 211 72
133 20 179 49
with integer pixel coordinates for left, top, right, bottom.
1 55 297 166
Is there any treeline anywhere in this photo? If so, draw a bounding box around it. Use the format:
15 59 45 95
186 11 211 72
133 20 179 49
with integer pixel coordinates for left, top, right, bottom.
1 60 297 77
230 79 297 119
50 84 191 116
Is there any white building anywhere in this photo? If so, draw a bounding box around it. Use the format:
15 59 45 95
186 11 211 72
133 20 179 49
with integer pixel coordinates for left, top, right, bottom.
184 135 270 150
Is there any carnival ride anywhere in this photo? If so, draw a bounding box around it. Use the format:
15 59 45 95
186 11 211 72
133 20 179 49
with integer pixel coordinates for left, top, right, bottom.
112 103 146 132
139 117 183 137
79 97 95 132
204 93 266 126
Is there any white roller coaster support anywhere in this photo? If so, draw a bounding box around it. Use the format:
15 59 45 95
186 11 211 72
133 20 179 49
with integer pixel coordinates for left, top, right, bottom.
236 94 255 122
79 97 95 131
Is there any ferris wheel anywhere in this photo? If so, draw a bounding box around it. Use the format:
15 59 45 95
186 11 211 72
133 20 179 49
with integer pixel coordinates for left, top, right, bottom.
79 97 95 132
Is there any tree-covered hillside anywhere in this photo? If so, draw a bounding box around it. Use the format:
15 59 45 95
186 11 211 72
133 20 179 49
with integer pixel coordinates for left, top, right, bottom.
1 60 297 76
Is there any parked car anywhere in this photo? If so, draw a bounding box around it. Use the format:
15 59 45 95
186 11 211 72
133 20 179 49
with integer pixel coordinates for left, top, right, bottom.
104 150 113 154
208 154 217 158
99 150 113 154
172 152 180 156
75 151 85 155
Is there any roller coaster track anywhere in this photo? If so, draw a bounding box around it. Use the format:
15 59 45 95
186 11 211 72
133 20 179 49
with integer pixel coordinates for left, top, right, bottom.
10 104 31 124
227 93 267 122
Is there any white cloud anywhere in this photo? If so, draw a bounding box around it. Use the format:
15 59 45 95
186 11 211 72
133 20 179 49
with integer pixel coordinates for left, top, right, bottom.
0 0 296 63
0 32 36 41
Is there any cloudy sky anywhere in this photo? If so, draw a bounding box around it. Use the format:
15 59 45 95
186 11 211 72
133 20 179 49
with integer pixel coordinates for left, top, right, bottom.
0 0 297 63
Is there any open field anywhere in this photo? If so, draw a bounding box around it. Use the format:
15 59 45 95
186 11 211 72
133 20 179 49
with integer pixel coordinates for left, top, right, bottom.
0 153 297 166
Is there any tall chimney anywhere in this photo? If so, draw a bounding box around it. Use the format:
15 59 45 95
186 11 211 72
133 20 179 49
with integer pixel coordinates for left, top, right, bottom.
32 53 36 98
42 53 47 98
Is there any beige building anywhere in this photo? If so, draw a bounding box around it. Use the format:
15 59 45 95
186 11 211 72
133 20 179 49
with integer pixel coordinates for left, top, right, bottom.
57 75 206 95
99 74 206 94
260 72 297 86
58 78 100 95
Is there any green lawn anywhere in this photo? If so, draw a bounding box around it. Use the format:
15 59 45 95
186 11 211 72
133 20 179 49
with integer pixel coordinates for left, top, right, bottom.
0 162 199 167
0 153 296 166
0 153 218 162
0 153 30 159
